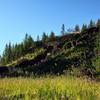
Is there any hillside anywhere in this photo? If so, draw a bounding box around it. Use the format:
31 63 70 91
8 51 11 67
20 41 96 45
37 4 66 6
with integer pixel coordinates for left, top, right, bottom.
0 24 100 78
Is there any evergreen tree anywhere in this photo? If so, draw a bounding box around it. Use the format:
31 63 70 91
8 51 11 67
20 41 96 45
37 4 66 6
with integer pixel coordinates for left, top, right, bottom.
75 25 80 32
88 20 95 28
23 33 28 51
96 19 100 30
81 24 87 32
61 24 65 35
37 35 40 41
0 55 5 65
0 34 35 65
23 33 34 53
8 42 12 62
42 32 48 42
20 43 24 56
14 44 18 59
11 44 15 60
50 31 55 41
2 43 12 64
3 44 9 64
27 35 34 47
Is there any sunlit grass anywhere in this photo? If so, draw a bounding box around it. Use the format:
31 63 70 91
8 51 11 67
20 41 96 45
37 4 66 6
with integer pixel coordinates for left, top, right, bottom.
6 48 45 67
0 76 100 100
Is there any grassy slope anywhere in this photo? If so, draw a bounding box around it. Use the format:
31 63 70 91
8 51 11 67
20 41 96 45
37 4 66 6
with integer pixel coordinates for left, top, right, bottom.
0 76 100 100
6 48 45 67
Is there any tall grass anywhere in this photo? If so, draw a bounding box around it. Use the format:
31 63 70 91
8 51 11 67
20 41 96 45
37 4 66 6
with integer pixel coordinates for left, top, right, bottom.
0 76 100 100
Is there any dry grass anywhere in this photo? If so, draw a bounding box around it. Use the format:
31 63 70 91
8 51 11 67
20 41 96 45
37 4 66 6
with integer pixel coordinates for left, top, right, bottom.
0 76 100 100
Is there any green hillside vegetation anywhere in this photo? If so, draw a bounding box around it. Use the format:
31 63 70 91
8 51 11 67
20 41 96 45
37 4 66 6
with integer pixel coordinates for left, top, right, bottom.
0 19 100 79
6 48 45 67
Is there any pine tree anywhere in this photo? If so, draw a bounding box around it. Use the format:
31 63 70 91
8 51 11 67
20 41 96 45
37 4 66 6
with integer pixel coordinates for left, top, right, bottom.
96 19 100 30
0 34 35 64
37 35 40 41
27 35 34 47
42 32 48 42
50 31 55 41
81 24 87 32
88 20 95 28
14 44 18 59
8 42 12 62
61 24 65 35
23 33 28 51
23 33 29 53
11 44 15 60
2 43 12 64
20 43 24 56
75 25 80 32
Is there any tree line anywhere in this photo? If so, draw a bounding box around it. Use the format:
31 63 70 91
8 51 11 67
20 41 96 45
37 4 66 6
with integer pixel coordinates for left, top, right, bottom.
0 19 100 65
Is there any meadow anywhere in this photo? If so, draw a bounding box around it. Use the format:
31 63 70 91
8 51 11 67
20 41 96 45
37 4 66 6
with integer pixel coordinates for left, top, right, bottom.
0 76 100 100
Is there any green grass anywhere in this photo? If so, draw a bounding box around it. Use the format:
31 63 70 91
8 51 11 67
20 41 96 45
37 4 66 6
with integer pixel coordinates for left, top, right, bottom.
0 76 100 100
6 48 45 67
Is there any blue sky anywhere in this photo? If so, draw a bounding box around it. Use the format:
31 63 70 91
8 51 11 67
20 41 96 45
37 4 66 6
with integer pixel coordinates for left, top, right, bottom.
0 0 100 55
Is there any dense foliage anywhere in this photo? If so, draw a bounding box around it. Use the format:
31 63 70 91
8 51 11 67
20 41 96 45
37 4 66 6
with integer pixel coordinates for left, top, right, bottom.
0 19 100 78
